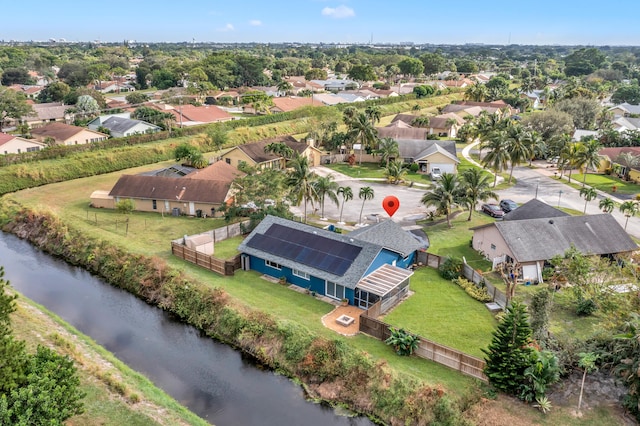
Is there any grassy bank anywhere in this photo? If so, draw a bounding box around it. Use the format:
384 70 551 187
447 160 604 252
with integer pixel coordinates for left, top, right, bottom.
10 292 208 426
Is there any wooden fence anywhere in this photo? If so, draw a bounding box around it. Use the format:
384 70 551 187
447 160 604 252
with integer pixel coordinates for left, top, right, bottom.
461 261 507 308
359 304 487 381
171 242 241 276
421 252 508 308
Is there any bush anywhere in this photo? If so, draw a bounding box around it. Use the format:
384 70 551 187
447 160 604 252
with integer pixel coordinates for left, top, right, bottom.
576 298 598 316
385 327 420 356
409 163 419 172
439 257 462 280
452 277 492 302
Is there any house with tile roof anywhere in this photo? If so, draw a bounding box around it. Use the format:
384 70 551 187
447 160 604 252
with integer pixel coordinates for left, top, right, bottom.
7 84 44 99
30 122 108 146
92 161 245 216
377 121 428 140
0 133 46 155
426 113 467 138
471 214 637 283
168 104 233 126
220 135 324 169
269 96 314 113
239 216 423 311
22 102 72 128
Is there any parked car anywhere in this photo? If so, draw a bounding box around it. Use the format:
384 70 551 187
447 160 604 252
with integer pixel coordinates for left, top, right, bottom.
431 167 442 180
481 203 504 218
499 199 518 213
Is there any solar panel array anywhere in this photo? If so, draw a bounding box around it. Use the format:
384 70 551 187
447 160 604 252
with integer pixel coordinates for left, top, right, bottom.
247 223 362 276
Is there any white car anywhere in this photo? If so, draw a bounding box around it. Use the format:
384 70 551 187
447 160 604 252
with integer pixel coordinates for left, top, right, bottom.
431 167 442 180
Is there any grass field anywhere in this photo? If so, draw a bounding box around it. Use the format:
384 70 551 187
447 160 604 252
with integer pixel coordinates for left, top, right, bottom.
11 295 208 426
568 172 639 196
383 267 496 358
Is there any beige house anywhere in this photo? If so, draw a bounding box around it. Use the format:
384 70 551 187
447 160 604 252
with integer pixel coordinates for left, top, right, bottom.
396 139 459 174
221 136 323 169
92 161 245 216
30 122 109 146
0 133 46 155
22 103 72 129
471 214 637 283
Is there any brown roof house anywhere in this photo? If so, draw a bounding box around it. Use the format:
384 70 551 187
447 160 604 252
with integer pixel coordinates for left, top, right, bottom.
270 96 314 113
23 102 72 129
0 133 46 155
377 121 428 140
30 122 108 146
220 135 324 169
91 161 245 217
471 214 637 284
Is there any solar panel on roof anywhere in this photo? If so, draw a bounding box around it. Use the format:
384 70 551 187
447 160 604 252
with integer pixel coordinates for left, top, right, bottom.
246 224 362 276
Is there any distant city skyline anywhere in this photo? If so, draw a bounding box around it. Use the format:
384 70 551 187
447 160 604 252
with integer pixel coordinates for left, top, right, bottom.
3 1 640 46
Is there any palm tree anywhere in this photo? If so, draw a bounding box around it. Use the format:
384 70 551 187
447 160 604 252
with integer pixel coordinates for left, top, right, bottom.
312 175 339 220
620 200 638 230
615 152 639 180
460 168 498 220
376 137 399 167
337 186 353 224
599 197 615 213
285 154 318 223
421 173 461 228
348 111 378 165
384 159 408 184
358 186 375 225
579 187 597 214
505 124 532 184
574 139 603 186
481 130 510 187
524 130 545 166
564 143 582 184
365 105 381 126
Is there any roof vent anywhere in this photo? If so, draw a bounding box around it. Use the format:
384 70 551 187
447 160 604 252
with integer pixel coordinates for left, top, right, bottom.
349 238 354 242
549 219 554 224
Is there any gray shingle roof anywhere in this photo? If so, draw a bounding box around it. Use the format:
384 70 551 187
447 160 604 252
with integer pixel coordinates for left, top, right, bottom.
238 215 383 289
101 116 157 133
495 214 637 263
396 139 458 162
503 199 569 221
347 220 428 257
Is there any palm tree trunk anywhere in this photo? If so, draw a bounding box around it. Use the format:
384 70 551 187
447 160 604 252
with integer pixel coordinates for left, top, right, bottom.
468 198 475 221
582 167 588 186
584 199 588 214
359 200 366 225
509 164 514 184
339 200 345 223
493 172 498 188
578 369 587 411
320 196 325 219
446 206 451 228
568 168 573 184
303 195 308 223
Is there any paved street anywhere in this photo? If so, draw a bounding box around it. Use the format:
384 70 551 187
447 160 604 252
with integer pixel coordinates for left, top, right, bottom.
288 151 640 240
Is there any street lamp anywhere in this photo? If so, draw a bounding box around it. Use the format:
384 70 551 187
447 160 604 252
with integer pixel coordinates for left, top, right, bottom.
557 190 563 208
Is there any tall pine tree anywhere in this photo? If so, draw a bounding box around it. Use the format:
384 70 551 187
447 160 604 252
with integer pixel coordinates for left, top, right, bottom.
482 301 535 396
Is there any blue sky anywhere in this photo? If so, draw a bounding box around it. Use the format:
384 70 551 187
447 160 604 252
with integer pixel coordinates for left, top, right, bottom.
2 0 638 45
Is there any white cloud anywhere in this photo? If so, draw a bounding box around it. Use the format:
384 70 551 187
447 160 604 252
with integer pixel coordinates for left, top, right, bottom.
218 23 234 32
321 5 355 19
249 19 262 26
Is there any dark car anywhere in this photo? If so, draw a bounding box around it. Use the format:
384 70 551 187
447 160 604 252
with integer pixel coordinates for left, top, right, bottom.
481 203 504 218
499 199 518 213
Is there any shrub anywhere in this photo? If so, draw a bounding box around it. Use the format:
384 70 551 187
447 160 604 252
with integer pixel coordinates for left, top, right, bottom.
438 257 462 280
576 298 598 316
385 327 420 356
452 277 492 302
409 163 419 172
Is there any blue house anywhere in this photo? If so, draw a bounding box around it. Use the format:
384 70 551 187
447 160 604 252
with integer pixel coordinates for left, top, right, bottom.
238 216 426 312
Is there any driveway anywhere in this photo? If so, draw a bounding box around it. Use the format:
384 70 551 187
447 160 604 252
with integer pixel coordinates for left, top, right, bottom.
291 166 430 228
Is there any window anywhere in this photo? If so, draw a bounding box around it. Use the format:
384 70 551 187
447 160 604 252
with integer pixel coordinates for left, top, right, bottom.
490 244 496 250
326 281 345 300
152 200 157 210
292 269 309 280
265 260 281 270
225 158 231 164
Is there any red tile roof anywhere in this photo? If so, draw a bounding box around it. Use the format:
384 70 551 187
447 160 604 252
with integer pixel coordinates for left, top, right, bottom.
271 96 314 112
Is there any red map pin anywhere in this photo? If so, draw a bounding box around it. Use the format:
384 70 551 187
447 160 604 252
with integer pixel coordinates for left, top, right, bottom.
382 195 400 217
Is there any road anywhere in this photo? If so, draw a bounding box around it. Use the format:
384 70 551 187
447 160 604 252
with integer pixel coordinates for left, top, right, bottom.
288 157 640 240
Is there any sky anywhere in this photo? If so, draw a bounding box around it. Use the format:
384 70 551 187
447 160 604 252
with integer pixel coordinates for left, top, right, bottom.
2 0 639 46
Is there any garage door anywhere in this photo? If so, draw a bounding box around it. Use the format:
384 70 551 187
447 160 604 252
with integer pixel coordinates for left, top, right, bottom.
430 163 455 174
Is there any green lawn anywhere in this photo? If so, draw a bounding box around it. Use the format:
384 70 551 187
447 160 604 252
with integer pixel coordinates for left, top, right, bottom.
384 268 496 357
325 162 385 178
214 235 244 259
420 211 494 272
568 173 639 196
